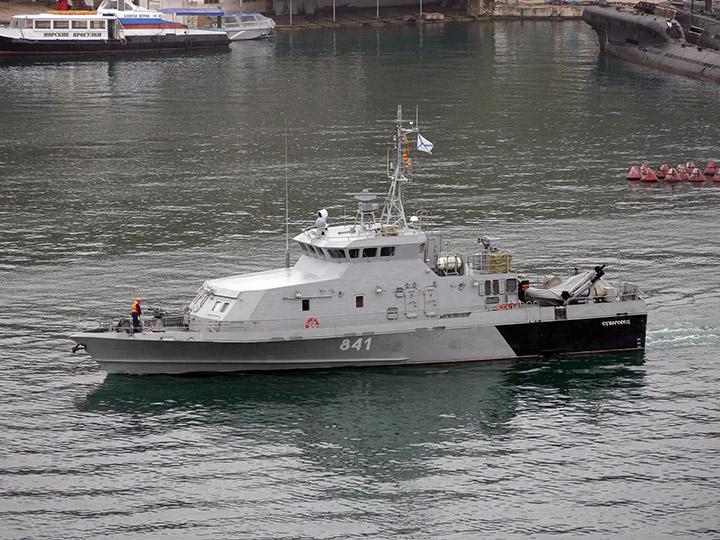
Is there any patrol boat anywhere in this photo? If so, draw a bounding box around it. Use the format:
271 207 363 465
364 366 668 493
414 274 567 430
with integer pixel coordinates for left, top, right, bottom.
71 107 647 374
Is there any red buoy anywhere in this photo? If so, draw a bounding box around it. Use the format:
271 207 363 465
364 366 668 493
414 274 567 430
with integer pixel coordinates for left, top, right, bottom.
664 167 682 182
712 170 720 182
677 164 689 181
640 167 658 182
626 165 642 181
657 164 669 179
686 161 697 171
688 168 705 182
704 162 717 176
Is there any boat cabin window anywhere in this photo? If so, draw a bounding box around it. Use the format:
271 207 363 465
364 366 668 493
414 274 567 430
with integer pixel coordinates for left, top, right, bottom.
492 280 500 295
302 299 310 311
362 248 377 258
211 301 230 313
328 248 346 259
54 20 70 29
484 281 491 296
11 18 31 28
380 246 395 257
299 243 309 254
506 279 517 293
72 20 88 29
35 20 51 29
90 20 106 29
348 249 359 259
241 15 257 22
356 295 364 308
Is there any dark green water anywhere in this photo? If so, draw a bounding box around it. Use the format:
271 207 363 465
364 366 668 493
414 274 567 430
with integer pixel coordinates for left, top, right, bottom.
1 20 719 539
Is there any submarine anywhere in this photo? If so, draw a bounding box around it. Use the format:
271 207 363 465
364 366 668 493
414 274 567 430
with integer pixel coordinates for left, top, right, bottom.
583 1 720 83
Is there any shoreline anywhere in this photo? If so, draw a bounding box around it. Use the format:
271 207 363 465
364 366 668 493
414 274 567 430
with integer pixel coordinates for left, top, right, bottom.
0 0 585 26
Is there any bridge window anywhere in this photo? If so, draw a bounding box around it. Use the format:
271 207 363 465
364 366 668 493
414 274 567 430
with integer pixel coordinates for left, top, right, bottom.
328 248 346 259
362 248 377 258
380 246 395 257
211 301 230 313
348 249 359 259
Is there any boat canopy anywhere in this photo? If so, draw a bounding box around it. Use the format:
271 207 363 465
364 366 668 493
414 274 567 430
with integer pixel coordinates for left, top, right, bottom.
159 8 225 16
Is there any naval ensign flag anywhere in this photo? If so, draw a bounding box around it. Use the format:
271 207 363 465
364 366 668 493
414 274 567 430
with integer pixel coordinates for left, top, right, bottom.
416 133 434 154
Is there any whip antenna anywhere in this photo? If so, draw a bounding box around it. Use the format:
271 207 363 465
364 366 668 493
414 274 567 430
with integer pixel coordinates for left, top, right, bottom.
284 119 290 268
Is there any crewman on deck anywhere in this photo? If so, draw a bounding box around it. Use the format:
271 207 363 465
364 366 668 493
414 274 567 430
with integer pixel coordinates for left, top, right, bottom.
131 298 142 333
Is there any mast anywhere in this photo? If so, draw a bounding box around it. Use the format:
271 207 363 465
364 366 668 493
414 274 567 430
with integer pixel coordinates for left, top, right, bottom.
380 105 418 228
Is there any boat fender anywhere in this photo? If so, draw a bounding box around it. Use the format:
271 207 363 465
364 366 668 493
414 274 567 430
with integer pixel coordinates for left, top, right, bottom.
72 343 86 353
305 317 319 329
120 37 127 46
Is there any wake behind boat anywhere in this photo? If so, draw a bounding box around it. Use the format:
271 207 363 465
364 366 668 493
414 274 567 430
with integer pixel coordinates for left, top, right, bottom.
0 0 229 56
71 107 647 374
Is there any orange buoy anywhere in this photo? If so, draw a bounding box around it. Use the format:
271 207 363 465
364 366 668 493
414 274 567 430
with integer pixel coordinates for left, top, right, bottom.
677 164 689 181
656 164 669 179
664 167 682 182
640 167 658 182
703 162 717 176
688 168 706 182
626 165 642 181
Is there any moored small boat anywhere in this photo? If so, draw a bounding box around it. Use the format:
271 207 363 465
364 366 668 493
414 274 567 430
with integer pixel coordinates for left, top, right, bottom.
220 12 275 41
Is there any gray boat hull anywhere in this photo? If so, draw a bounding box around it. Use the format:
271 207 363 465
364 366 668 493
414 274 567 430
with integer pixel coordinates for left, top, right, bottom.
72 303 647 374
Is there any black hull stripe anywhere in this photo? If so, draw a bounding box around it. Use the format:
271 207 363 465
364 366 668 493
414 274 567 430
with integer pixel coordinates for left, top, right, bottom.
496 314 647 357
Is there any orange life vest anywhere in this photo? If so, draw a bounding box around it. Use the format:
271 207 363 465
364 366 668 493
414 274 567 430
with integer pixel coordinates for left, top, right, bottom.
131 301 141 314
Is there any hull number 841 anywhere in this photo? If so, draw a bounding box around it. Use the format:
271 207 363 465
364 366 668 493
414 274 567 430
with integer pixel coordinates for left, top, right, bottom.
339 337 372 351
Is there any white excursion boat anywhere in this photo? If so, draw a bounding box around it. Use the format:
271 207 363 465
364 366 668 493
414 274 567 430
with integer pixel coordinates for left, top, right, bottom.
0 0 229 57
220 12 275 41
71 106 647 374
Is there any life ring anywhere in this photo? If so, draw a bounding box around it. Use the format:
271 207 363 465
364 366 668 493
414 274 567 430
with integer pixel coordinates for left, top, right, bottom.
305 317 319 329
120 36 127 46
